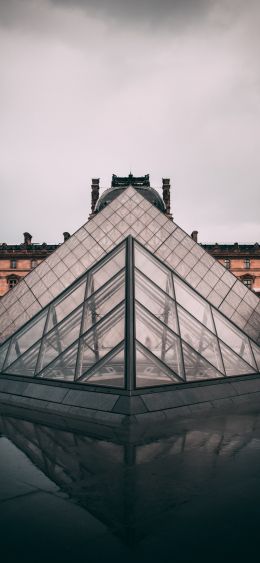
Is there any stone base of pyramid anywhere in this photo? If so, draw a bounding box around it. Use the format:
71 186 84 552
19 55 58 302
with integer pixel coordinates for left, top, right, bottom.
0 372 260 439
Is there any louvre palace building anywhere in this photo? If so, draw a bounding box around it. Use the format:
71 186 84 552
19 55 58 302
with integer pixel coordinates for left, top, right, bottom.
0 173 259 426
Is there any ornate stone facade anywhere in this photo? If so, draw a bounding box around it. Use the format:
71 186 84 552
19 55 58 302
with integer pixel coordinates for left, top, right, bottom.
0 233 60 297
201 243 260 296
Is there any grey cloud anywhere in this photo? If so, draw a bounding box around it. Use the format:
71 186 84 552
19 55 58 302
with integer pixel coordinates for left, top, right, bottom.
47 0 260 33
49 0 211 23
0 0 250 32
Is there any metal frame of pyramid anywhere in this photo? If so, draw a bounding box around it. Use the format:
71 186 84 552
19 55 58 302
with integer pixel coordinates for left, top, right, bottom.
0 235 259 392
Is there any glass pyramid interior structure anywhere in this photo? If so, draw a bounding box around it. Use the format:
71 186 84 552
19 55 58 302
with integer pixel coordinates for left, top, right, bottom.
0 237 259 390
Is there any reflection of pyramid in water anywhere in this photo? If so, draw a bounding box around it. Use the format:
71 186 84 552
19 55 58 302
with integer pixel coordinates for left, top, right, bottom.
1 412 260 547
0 235 259 388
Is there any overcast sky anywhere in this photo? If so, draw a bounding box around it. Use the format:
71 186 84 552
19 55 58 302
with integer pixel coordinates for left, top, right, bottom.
0 0 259 244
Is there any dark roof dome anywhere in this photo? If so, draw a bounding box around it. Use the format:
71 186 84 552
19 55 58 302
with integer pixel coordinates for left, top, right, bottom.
95 174 166 213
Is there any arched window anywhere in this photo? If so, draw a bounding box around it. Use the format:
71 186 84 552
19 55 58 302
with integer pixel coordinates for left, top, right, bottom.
7 275 19 290
244 258 250 269
242 276 253 290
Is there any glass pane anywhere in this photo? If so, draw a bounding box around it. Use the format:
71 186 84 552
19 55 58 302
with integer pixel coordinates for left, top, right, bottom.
6 311 47 367
251 342 260 371
182 341 222 381
86 244 125 297
76 304 125 378
5 342 41 377
135 303 184 378
38 306 83 372
136 342 181 388
219 341 256 377
38 343 77 382
0 342 9 371
177 305 224 373
135 270 178 334
46 279 86 332
79 345 125 388
82 271 125 334
134 242 174 296
213 310 256 368
174 277 214 331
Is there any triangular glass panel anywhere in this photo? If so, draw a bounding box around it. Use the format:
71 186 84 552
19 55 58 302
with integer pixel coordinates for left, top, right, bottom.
135 270 178 333
38 342 78 382
78 344 125 388
1 235 258 390
0 342 9 371
82 270 125 334
174 277 214 332
251 342 260 371
5 311 47 368
219 341 257 377
135 302 184 379
46 278 86 332
136 342 181 388
76 304 125 379
182 341 223 382
4 341 41 377
213 310 257 369
134 242 174 297
86 243 125 298
37 306 83 372
177 305 224 373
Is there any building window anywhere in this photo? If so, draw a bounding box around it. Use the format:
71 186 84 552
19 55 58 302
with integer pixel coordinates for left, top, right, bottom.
244 258 250 269
224 259 230 269
31 259 37 269
8 277 18 290
10 259 17 269
243 277 253 289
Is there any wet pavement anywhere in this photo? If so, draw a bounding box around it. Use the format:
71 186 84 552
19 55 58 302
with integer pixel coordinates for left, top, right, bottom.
1 408 260 563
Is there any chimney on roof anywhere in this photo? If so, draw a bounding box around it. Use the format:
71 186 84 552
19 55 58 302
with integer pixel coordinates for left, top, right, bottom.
191 230 198 243
162 178 172 218
63 232 70 242
23 232 32 245
91 178 100 213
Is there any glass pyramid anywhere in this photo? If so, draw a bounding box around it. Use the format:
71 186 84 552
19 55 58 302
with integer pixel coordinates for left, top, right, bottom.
1 185 259 348
0 237 259 390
